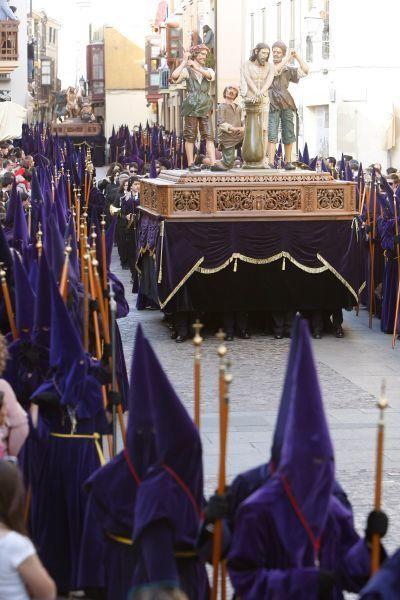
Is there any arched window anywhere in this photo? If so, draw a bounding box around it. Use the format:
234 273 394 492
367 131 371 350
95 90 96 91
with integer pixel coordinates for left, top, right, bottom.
306 35 313 62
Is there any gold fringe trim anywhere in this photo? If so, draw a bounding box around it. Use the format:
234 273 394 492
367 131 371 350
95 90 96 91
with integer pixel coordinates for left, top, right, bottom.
317 254 358 302
197 252 328 275
159 257 205 309
158 251 358 308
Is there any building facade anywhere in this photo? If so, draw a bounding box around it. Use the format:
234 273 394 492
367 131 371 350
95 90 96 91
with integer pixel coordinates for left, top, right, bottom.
27 9 60 121
87 25 151 141
243 0 400 168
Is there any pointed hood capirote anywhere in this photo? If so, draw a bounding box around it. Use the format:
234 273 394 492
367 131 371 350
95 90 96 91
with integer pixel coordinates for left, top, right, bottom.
4 178 19 228
275 318 334 564
12 249 36 338
302 142 310 166
32 250 52 348
125 324 157 480
141 335 203 505
270 314 301 470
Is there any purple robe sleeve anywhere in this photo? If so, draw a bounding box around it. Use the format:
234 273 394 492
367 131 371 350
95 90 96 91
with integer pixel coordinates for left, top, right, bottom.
339 538 371 592
140 519 179 586
228 507 319 599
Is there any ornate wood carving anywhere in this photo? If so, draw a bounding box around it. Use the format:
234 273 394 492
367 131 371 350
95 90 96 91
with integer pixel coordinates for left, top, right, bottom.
204 188 214 213
216 188 301 211
158 187 169 214
317 188 345 210
162 171 333 185
142 183 152 209
173 190 200 211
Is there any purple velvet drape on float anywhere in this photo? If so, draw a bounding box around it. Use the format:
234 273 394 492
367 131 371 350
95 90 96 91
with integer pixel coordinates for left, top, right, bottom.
136 212 364 311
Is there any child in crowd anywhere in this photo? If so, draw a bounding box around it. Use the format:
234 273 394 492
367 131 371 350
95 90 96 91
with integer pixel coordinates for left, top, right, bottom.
0 460 56 599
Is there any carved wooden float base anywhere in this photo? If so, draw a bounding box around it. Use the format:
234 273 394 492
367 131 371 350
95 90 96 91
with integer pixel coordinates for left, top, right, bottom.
140 168 357 221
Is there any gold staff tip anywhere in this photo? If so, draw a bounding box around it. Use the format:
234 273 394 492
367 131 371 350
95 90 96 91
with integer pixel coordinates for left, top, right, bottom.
377 379 389 411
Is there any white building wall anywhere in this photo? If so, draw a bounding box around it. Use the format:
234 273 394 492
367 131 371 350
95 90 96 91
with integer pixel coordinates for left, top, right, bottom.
242 0 400 168
104 90 153 141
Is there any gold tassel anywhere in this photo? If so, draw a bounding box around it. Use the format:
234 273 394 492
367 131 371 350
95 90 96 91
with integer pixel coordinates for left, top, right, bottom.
233 258 238 272
282 257 286 271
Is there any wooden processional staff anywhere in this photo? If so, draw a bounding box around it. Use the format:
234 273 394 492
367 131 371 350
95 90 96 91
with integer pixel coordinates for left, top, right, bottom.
211 330 232 600
371 381 388 575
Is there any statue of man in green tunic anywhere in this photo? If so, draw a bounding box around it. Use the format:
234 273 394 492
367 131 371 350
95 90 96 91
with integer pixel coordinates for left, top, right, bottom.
171 44 216 171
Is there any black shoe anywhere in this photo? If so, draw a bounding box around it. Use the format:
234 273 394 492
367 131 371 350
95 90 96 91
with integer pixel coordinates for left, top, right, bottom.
274 333 283 339
313 331 322 339
175 335 187 343
284 162 296 171
335 326 344 338
226 334 234 341
237 330 251 339
170 331 177 340
188 164 201 172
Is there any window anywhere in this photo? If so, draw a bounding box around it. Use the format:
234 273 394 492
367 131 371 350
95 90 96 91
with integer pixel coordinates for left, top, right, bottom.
261 8 266 43
92 47 103 80
41 59 51 85
276 2 281 40
306 35 313 62
53 28 56 44
48 26 52 44
151 44 160 59
289 0 295 48
322 0 329 59
250 12 254 49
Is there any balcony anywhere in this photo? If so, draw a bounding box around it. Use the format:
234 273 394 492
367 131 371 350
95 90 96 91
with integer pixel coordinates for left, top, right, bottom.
0 21 19 74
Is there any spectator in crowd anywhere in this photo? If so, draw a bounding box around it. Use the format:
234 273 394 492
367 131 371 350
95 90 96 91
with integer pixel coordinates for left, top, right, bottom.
0 460 56 599
0 334 29 458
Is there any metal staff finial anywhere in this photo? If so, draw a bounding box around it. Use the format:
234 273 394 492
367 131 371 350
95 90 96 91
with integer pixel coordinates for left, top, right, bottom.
371 379 389 575
192 319 203 429
211 328 229 600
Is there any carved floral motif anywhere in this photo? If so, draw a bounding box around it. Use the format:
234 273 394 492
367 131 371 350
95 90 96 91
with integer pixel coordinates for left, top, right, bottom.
317 189 345 210
173 190 200 211
216 189 301 211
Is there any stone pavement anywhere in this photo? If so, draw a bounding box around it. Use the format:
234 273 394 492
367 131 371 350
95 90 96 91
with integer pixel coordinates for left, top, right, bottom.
112 251 400 559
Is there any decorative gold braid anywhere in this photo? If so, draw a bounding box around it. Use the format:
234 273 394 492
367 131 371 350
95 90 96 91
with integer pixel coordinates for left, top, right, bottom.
316 254 358 301
158 220 165 283
159 258 205 309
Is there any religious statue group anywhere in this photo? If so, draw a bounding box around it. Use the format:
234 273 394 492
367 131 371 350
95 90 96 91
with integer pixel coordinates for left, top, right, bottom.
171 40 309 172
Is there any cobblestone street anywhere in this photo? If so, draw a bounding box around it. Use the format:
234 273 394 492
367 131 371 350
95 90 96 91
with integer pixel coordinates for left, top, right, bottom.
112 253 400 557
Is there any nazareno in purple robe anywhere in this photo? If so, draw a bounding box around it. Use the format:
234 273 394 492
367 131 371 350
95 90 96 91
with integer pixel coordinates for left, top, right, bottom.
132 336 209 599
29 273 107 593
228 319 371 599
78 325 157 599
